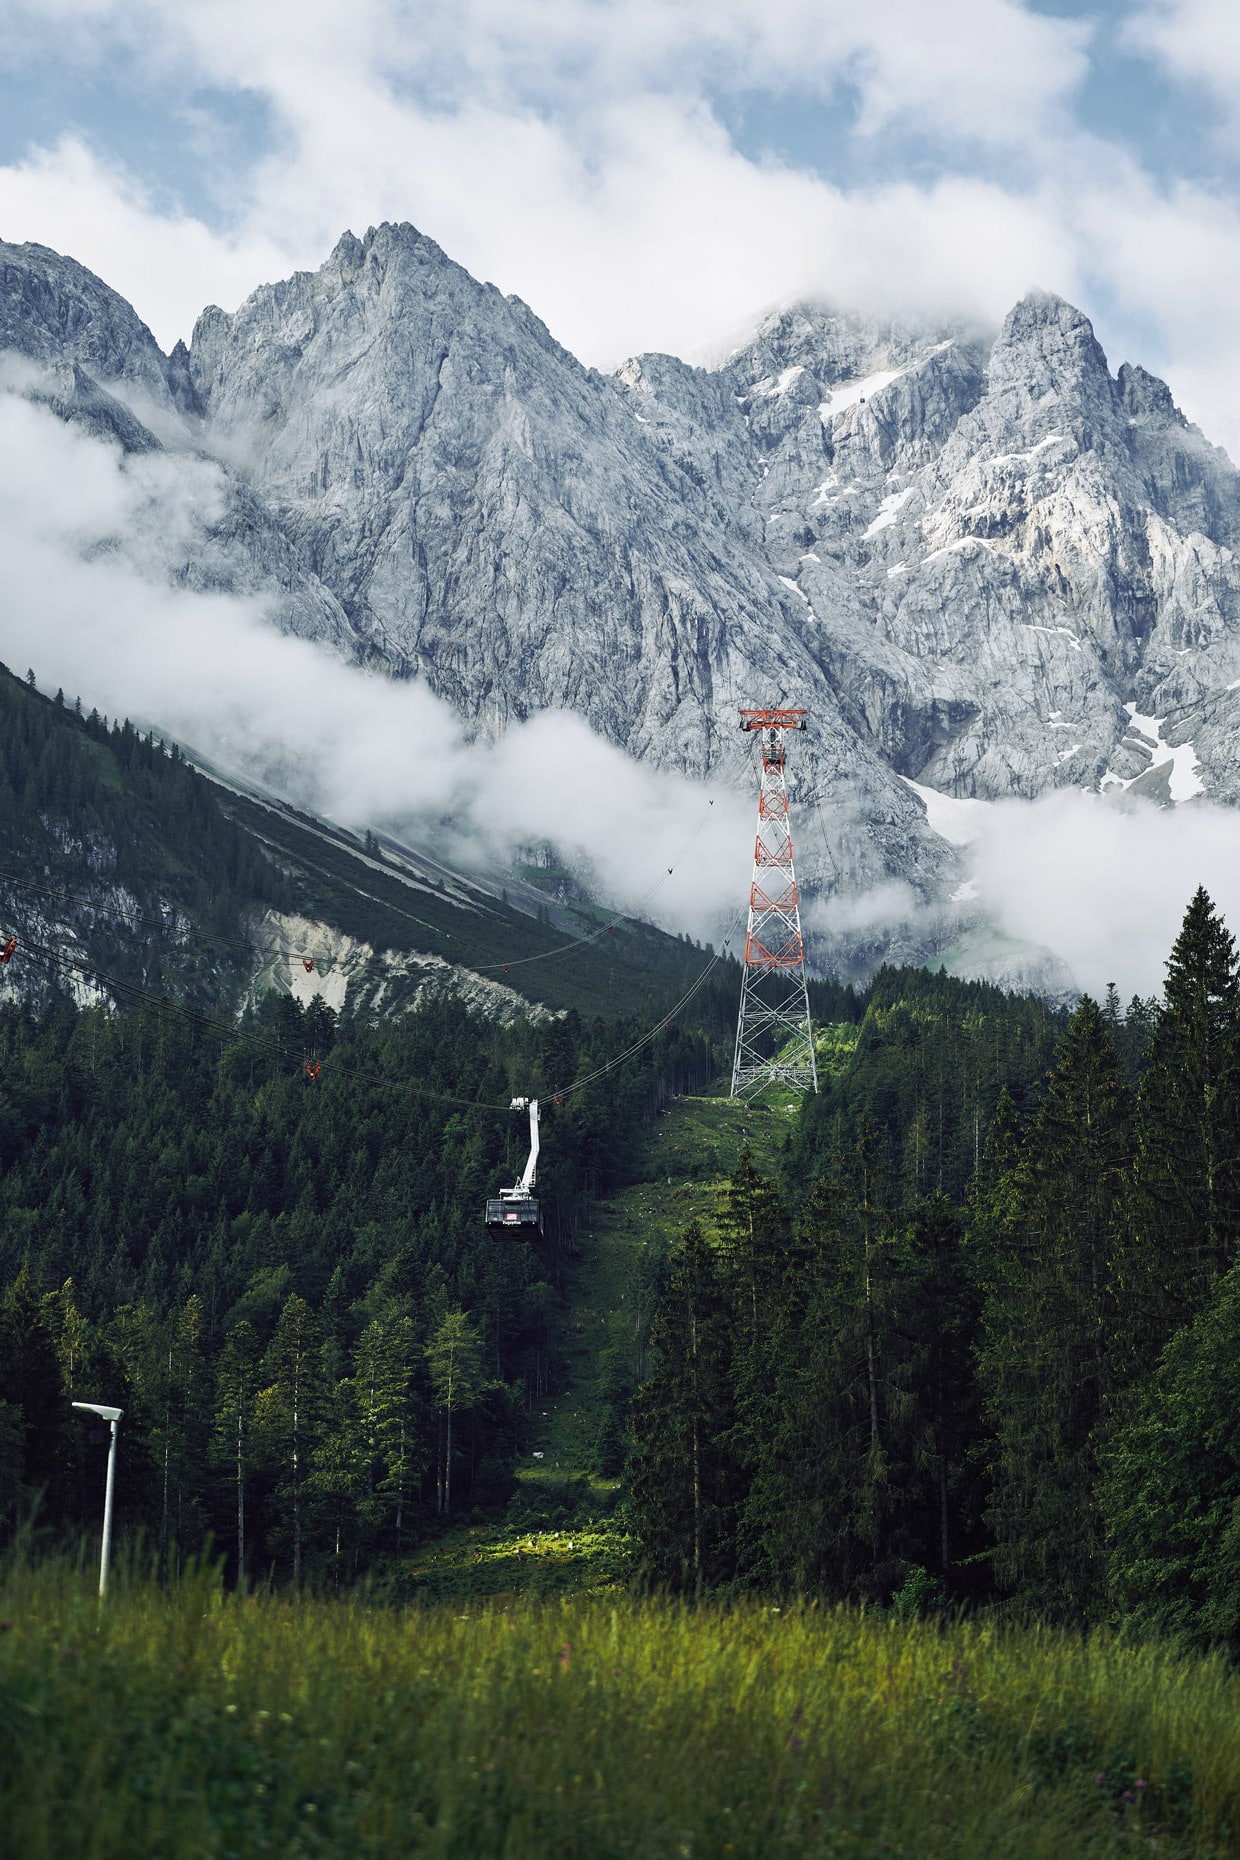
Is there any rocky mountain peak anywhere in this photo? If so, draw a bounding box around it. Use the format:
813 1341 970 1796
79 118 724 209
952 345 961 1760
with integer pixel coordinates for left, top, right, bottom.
0 237 174 414
980 289 1115 441
10 228 1240 985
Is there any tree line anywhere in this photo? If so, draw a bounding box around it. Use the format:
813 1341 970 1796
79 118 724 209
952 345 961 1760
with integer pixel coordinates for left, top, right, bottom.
631 889 1240 1646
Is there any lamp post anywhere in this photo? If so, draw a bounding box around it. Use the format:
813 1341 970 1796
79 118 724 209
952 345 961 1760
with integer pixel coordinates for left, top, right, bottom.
72 1402 122 1600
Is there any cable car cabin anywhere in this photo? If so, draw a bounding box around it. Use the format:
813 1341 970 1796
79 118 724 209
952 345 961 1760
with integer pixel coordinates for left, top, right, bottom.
486 1097 543 1239
485 1194 543 1239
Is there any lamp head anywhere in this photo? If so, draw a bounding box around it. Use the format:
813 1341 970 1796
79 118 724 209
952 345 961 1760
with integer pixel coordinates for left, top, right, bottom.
72 1402 122 1423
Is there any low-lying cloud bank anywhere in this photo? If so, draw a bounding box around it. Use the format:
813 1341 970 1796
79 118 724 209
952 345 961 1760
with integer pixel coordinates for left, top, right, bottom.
0 377 752 943
5 368 1240 1001
963 788 1240 1003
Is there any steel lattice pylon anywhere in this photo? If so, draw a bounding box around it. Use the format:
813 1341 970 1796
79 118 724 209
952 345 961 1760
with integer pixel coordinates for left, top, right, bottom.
730 708 819 1099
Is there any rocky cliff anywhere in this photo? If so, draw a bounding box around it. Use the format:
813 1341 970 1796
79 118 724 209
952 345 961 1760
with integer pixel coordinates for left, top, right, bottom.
5 223 1240 955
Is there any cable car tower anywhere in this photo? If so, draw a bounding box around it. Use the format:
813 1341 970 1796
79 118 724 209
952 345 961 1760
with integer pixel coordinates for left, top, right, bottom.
731 709 818 1099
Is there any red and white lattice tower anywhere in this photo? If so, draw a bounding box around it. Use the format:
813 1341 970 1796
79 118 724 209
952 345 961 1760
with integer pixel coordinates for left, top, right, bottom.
730 708 818 1099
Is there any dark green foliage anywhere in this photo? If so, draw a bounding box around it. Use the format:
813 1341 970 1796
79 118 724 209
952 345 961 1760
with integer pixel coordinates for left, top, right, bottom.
1104 1262 1240 1645
0 662 292 1005
0 659 752 1026
975 997 1136 1617
1132 886 1240 1334
633 896 1240 1637
0 977 725 1581
629 1220 737 1592
785 964 1064 1207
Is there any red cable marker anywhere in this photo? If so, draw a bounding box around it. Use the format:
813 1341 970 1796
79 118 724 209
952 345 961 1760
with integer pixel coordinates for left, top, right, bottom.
302 958 315 972
0 936 15 963
304 1061 321 1081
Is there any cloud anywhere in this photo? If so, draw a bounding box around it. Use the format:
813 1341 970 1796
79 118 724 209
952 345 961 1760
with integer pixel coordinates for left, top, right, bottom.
935 785 1240 1000
0 3 1169 354
7 361 1240 997
1 0 1239 459
1125 1 1240 122
0 377 752 941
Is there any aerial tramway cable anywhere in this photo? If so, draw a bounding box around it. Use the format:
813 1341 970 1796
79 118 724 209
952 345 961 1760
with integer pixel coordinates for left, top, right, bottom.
7 900 744 1114
0 795 719 982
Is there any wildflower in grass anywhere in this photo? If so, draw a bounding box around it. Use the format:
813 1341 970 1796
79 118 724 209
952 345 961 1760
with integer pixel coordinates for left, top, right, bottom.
560 1641 572 1671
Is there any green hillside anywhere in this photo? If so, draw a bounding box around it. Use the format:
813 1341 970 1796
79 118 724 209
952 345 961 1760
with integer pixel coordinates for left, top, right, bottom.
0 661 742 1021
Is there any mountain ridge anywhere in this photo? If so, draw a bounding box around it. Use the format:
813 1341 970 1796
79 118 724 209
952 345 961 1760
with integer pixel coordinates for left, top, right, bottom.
4 222 1240 978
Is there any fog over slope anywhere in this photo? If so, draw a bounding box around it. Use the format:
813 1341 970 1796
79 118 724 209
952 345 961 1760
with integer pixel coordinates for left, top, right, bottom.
4 226 1240 995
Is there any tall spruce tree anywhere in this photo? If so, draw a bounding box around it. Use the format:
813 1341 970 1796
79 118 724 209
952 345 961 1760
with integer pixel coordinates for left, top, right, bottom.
1102 1259 1240 1647
1132 886 1240 1336
975 997 1134 1617
425 1311 485 1518
628 1220 736 1592
212 1321 260 1585
754 1139 956 1601
257 1296 321 1584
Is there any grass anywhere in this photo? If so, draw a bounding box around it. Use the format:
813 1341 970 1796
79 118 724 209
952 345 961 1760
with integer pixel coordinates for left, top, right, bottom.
398 1511 633 1603
379 1089 790 1610
4 1560 1240 1858
526 1088 794 1484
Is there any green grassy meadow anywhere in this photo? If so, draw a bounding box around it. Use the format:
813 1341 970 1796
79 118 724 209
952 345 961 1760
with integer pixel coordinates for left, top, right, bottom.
4 1560 1239 1859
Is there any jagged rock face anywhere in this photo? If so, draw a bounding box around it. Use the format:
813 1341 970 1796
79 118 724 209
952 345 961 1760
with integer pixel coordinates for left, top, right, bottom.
704 290 1240 806
184 224 944 896
7 224 1240 933
248 909 556 1025
0 239 358 657
0 240 175 415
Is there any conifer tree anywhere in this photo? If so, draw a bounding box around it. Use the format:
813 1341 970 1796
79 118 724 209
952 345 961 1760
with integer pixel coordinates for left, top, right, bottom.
353 1310 424 1550
0 1268 70 1513
212 1321 260 1585
425 1311 485 1517
976 997 1134 1616
629 1220 735 1592
1103 1260 1240 1646
1132 886 1240 1333
257 1297 321 1583
759 1133 931 1600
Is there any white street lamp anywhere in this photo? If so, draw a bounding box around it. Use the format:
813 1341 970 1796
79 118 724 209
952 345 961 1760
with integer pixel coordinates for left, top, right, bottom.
72 1403 122 1599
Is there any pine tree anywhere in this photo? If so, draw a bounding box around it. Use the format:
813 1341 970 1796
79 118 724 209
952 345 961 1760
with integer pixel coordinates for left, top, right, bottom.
353 1310 425 1550
628 1221 736 1592
976 998 1134 1616
1103 1260 1240 1646
212 1321 260 1584
756 1135 933 1601
1132 887 1240 1333
257 1297 321 1584
0 1268 70 1513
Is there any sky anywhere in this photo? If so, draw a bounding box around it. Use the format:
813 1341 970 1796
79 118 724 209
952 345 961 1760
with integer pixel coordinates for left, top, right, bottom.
1 0 1240 446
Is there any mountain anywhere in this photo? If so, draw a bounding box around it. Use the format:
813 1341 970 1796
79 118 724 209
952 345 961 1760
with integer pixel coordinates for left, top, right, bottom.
0 663 735 1023
4 224 1240 967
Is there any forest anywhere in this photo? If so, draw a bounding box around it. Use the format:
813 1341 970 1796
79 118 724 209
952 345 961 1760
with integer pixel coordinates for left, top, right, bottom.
5 766 1240 1653
0 979 730 1583
632 889 1240 1647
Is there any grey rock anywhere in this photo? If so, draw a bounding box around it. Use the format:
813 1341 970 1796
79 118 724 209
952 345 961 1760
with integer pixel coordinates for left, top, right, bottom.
0 238 175 415
11 225 1240 975
185 223 943 897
